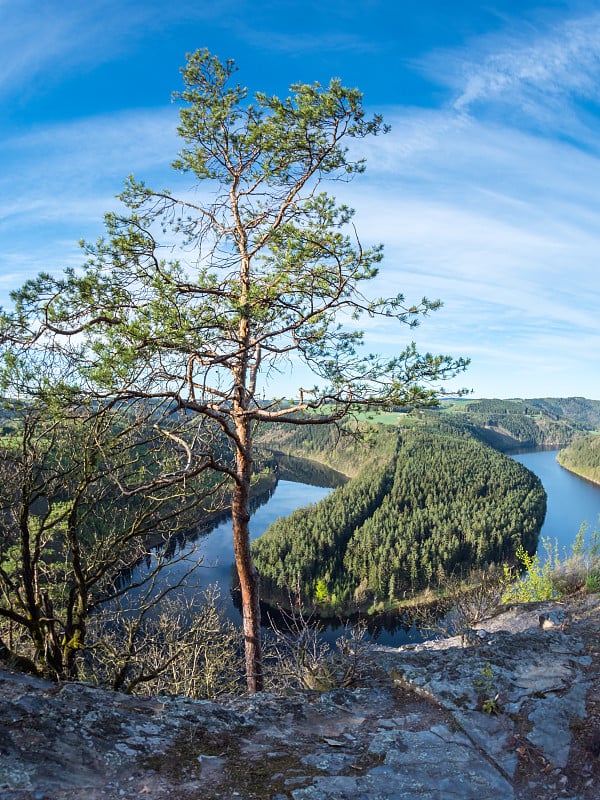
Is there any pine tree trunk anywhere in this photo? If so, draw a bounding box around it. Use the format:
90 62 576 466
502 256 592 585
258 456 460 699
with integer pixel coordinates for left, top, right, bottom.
232 434 264 693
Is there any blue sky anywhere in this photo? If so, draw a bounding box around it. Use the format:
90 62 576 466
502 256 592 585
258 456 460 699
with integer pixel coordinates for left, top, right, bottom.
1 0 600 400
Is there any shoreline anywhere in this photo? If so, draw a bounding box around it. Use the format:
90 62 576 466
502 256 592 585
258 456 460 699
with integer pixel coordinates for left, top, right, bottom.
556 457 600 488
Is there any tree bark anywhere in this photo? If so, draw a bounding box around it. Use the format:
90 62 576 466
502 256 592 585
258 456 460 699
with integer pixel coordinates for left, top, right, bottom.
231 442 264 692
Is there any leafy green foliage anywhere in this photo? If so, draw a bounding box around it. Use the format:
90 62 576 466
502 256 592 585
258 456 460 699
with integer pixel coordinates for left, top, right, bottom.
474 662 500 714
313 579 330 604
585 572 600 593
502 524 600 601
501 541 560 603
0 50 468 691
3 51 466 416
553 520 600 595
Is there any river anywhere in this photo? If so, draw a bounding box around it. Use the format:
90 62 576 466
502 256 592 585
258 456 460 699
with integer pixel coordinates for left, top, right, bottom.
142 479 333 622
128 447 600 647
511 449 600 557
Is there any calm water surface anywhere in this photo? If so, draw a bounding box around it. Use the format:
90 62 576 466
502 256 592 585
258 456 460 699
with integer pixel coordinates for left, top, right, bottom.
130 448 600 646
130 479 422 645
510 449 600 557
129 481 331 619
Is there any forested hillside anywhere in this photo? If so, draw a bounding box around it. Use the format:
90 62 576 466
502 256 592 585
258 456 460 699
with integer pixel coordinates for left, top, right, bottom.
253 421 546 612
527 397 600 429
439 396 600 450
557 434 600 485
257 418 398 478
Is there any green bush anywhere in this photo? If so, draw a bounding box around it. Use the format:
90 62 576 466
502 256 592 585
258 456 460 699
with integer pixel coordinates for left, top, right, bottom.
584 572 600 593
502 540 561 603
502 521 600 601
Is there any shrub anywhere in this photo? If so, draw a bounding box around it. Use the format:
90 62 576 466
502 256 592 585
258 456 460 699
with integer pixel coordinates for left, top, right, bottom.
265 602 372 692
584 572 600 594
502 521 600 602
414 567 504 644
502 540 561 603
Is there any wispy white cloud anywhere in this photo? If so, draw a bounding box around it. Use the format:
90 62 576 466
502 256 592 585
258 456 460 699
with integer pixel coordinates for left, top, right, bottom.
239 27 378 56
420 9 600 137
0 2 127 97
0 107 180 225
0 106 184 300
332 73 600 398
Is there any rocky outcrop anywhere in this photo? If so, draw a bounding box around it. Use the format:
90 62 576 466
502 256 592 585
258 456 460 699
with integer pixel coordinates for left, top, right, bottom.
1 595 599 800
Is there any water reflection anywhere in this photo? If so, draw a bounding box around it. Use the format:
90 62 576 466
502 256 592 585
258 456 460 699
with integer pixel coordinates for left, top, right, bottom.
119 447 600 647
229 586 425 647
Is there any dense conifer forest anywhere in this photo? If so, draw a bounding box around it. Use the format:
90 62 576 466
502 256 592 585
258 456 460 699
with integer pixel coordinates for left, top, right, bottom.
253 419 546 612
3 396 595 624
557 434 600 485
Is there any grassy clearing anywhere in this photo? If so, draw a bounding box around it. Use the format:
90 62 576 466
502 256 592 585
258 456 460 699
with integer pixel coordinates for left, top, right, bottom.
350 409 418 426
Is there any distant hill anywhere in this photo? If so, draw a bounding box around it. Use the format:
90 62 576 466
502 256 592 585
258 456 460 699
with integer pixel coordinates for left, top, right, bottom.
438 396 600 451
